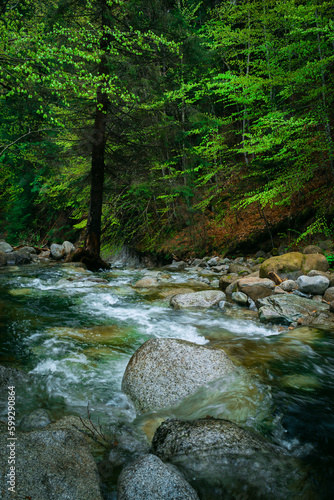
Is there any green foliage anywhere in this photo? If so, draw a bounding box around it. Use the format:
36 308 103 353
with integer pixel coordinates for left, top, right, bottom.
0 0 333 252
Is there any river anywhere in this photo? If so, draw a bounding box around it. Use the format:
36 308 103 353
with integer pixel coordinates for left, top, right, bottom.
1 262 334 498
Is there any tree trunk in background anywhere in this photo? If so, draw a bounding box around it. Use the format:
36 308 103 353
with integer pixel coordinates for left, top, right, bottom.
85 0 108 257
85 88 108 255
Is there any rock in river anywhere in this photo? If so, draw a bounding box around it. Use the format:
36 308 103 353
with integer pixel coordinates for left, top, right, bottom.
152 418 304 500
118 454 199 500
170 290 225 309
122 338 235 413
0 423 103 499
258 294 329 325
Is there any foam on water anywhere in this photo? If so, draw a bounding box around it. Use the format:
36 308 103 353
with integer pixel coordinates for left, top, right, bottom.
79 295 208 344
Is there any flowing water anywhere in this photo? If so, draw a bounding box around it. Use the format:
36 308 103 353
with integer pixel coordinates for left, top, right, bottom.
1 263 334 498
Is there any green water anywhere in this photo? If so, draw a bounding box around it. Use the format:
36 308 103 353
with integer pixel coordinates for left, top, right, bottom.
1 263 334 497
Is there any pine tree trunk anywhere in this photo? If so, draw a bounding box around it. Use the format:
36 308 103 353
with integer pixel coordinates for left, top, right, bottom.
85 0 108 256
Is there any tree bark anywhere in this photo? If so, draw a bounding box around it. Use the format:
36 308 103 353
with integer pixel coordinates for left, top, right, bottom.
85 0 108 256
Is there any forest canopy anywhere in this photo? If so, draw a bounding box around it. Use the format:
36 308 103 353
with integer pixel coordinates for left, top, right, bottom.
1 0 333 256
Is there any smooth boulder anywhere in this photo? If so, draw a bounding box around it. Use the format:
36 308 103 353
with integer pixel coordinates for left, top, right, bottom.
117 454 199 500
296 275 329 295
170 290 225 309
122 338 235 413
152 418 304 500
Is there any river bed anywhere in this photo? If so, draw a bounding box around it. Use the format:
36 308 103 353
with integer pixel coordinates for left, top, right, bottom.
1 263 334 498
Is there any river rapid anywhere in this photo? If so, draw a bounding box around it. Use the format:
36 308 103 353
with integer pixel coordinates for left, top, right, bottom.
1 262 334 498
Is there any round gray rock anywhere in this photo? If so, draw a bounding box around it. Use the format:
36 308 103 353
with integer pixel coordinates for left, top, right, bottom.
122 338 235 413
50 243 66 260
279 279 298 292
296 275 330 295
117 454 199 500
170 290 226 309
133 277 159 288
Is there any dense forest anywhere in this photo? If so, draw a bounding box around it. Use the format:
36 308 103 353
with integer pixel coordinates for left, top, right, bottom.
1 0 334 258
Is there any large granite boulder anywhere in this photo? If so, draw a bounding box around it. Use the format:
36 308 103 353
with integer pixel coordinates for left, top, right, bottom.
257 294 329 325
237 277 275 301
170 290 225 309
152 418 304 500
296 275 329 295
0 424 103 499
122 338 235 413
260 252 329 279
117 454 199 500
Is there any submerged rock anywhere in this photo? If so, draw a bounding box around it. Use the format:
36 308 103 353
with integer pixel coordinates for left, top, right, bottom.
152 418 304 500
133 277 159 288
170 290 225 309
122 338 235 413
117 454 199 500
